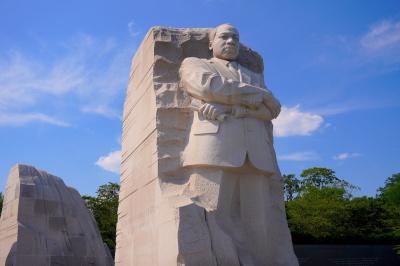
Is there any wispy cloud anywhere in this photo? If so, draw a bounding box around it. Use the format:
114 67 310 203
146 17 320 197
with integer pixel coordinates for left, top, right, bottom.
278 151 320 161
307 19 400 69
127 21 141 37
361 20 400 51
333 153 363 160
95 150 121 174
81 104 122 120
0 113 70 127
359 20 400 66
274 105 324 137
0 33 134 127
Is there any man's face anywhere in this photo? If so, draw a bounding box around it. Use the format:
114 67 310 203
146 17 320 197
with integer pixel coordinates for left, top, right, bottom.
210 25 240 61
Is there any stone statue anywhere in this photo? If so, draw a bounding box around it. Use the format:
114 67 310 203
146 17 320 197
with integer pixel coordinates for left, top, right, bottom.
115 25 297 266
178 24 298 265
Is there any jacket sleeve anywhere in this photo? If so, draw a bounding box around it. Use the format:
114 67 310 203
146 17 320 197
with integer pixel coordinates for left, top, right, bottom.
232 104 273 121
179 57 265 107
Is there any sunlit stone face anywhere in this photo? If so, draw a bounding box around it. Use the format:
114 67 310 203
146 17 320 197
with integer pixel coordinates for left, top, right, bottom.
210 24 240 61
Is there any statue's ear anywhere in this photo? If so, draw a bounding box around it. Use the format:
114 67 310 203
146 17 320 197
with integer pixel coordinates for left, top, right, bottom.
209 42 213 51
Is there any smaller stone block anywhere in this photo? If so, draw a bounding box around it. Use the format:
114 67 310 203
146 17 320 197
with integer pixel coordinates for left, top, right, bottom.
0 164 114 266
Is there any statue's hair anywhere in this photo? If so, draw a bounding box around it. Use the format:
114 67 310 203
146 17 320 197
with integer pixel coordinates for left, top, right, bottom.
209 23 236 43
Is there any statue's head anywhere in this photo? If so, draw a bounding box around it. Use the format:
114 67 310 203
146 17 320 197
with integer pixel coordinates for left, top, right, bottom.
209 24 240 61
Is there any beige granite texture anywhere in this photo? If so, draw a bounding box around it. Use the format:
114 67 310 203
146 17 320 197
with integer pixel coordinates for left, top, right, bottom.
116 26 298 265
0 164 113 266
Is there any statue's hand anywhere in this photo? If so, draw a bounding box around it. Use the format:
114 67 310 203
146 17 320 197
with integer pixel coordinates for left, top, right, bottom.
247 100 261 110
233 104 273 121
199 102 230 120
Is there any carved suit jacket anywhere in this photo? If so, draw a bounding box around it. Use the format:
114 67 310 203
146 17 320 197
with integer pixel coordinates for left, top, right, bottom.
179 57 279 175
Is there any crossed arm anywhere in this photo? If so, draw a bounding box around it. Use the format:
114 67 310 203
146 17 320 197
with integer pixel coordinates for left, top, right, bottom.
179 57 281 121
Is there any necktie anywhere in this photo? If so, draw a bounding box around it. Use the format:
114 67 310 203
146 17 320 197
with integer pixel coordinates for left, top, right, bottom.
227 62 239 80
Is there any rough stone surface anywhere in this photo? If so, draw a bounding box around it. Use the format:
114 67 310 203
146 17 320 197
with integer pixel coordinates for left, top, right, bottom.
116 26 298 265
0 164 113 266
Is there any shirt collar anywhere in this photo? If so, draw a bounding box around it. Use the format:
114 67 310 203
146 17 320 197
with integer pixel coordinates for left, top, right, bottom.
211 57 238 67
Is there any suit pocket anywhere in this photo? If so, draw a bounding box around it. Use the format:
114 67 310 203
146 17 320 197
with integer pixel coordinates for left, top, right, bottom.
193 120 220 135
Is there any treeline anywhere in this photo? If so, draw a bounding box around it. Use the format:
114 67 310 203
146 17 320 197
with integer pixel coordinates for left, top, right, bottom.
2 169 396 252
82 169 398 251
284 168 400 246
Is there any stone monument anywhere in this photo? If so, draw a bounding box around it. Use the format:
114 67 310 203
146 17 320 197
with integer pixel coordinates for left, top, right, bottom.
0 164 113 266
116 24 298 265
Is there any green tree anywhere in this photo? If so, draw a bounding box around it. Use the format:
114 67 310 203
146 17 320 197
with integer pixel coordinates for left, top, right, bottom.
299 167 359 198
283 174 300 201
287 171 400 245
384 182 400 206
377 173 400 203
82 182 120 250
286 185 348 243
0 192 3 216
286 167 371 244
341 196 394 243
376 173 400 249
300 167 340 189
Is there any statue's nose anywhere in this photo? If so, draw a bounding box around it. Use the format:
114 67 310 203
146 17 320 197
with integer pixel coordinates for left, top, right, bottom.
226 38 235 45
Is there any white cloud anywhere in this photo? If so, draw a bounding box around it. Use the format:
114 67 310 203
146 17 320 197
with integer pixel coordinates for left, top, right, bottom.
273 105 324 137
0 33 133 127
116 135 122 145
361 20 400 51
278 151 320 161
359 20 400 65
81 104 122 120
310 103 361 116
0 113 70 127
95 150 121 174
333 153 363 160
307 19 400 70
127 21 141 37
307 96 397 116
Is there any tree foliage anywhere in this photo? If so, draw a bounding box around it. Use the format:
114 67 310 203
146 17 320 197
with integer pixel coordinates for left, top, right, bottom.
284 168 400 245
300 167 340 188
283 174 300 201
82 182 120 250
385 182 400 206
284 167 359 201
286 186 348 242
377 173 400 205
376 173 400 250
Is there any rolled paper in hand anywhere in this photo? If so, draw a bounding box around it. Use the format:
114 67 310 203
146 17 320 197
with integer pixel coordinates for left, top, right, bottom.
189 100 228 123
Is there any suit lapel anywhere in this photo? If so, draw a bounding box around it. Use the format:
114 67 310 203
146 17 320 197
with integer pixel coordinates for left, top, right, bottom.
210 58 239 81
238 64 252 84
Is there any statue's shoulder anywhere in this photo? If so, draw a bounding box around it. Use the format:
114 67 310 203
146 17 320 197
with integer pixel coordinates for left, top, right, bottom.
181 57 210 66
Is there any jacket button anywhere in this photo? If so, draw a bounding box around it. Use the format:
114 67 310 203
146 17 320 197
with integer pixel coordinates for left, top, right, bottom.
247 126 253 132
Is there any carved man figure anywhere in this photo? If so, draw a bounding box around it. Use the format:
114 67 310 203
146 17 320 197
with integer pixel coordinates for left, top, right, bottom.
179 24 298 266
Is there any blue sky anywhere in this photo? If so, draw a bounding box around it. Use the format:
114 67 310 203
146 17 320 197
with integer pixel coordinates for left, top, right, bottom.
0 0 399 197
